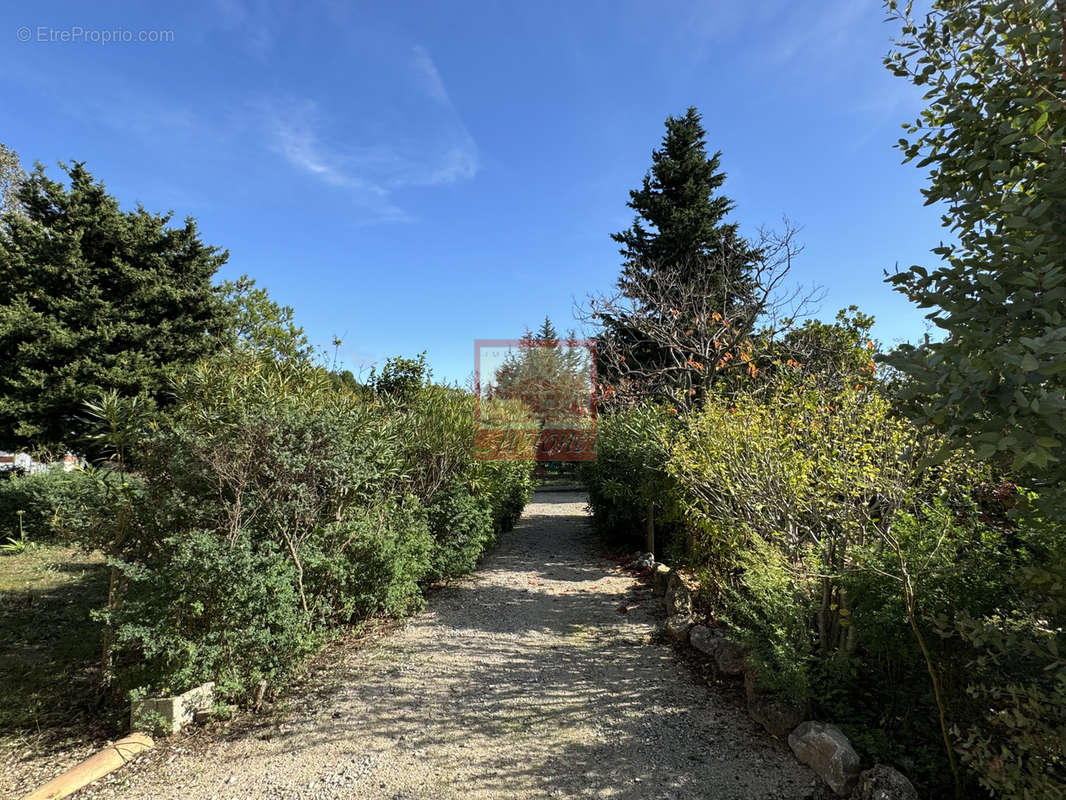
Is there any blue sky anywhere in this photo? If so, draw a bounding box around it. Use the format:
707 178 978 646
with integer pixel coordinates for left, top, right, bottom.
2 1 943 385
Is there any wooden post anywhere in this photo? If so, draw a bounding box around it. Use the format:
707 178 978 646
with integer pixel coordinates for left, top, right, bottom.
21 733 153 800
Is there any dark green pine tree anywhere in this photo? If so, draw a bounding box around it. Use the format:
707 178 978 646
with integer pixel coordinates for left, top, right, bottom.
612 106 759 305
597 107 762 402
535 316 558 345
0 162 232 453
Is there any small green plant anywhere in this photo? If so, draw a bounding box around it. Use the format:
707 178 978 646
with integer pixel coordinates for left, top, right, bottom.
1 509 28 554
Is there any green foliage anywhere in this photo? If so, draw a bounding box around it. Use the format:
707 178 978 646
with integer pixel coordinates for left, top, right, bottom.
883 1 1066 508
0 162 231 454
303 497 434 621
612 106 759 295
585 348 1051 793
395 383 479 501
0 141 25 218
75 344 534 703
369 352 430 400
217 275 313 363
112 531 313 699
329 369 363 396
424 481 494 582
718 537 814 701
581 404 678 551
599 107 764 402
0 510 28 554
0 467 114 544
880 6 1066 794
476 457 536 533
944 549 1066 800
668 384 1023 791
392 380 534 554
388 377 535 533
749 307 880 394
0 155 533 717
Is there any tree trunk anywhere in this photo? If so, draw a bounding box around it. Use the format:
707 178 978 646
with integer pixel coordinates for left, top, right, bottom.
646 500 655 557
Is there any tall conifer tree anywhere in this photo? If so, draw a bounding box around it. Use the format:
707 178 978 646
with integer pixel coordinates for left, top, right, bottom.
612 107 759 307
0 162 231 452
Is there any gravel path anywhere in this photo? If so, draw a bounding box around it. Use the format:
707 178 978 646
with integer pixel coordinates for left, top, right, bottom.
69 492 818 799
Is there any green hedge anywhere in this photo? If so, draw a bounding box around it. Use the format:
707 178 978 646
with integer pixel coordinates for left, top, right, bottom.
0 468 111 544
579 404 680 554
79 352 534 703
583 382 1064 798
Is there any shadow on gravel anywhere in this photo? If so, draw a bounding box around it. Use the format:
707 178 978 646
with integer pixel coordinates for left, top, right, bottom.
242 495 818 800
261 628 814 799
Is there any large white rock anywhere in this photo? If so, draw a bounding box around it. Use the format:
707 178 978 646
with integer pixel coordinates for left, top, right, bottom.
787 721 860 797
664 614 694 641
665 572 693 616
855 765 918 800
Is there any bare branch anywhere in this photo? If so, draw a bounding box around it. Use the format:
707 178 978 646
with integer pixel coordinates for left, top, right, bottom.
580 222 822 408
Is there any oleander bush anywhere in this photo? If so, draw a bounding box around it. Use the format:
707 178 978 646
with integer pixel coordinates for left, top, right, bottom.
478 457 536 533
390 380 534 577
424 480 494 582
580 403 680 554
84 348 534 703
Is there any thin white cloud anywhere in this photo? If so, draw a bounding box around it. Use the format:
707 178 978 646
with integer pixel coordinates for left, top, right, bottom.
263 45 478 221
266 102 406 221
426 144 479 185
765 0 881 66
412 45 451 106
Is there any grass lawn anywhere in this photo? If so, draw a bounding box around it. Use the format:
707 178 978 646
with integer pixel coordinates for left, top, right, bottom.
0 543 119 757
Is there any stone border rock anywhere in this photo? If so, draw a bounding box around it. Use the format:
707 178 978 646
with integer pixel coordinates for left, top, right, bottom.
627 552 919 800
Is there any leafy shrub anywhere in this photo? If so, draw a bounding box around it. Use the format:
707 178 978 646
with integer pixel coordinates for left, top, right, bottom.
304 496 433 620
0 467 114 544
394 384 535 523
111 531 312 699
588 372 1046 794
947 552 1066 800
103 353 414 699
424 481 494 582
92 350 534 704
717 535 815 701
580 404 679 553
477 459 535 533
